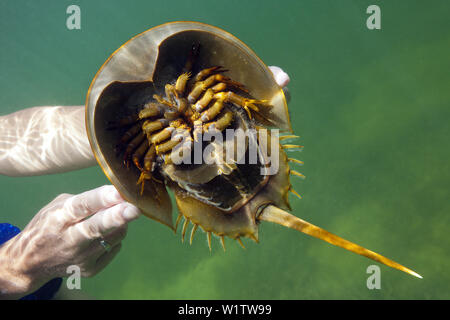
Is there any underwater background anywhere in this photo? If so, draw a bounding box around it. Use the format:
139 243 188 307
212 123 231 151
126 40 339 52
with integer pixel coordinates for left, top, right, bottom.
0 0 449 299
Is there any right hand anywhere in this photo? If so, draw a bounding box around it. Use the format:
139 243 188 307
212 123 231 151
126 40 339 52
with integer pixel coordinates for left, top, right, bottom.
0 185 141 299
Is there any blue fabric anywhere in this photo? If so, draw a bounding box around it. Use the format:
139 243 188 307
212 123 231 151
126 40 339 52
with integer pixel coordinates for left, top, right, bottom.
0 223 21 244
0 223 62 300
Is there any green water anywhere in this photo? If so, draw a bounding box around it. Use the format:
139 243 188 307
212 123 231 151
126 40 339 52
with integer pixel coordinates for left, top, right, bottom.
1 0 449 299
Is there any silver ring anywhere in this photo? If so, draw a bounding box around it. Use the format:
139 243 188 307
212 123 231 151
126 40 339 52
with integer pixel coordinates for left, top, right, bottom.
99 239 112 252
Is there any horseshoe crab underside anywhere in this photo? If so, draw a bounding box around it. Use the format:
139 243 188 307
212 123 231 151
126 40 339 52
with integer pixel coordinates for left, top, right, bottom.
85 22 421 279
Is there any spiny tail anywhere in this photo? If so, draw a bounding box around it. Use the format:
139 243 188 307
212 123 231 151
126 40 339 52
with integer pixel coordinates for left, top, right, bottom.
258 205 422 279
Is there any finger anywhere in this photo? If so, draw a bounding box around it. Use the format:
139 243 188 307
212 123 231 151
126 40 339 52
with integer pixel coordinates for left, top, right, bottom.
64 185 124 221
52 193 73 203
103 224 128 247
80 224 127 259
81 243 122 277
269 66 290 88
93 243 122 276
76 202 140 241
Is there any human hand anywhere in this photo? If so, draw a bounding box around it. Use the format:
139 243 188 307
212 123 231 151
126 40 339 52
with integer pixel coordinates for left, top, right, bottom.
0 185 140 299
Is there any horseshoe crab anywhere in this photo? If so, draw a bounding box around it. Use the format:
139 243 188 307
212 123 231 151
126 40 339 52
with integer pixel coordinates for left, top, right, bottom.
85 22 421 278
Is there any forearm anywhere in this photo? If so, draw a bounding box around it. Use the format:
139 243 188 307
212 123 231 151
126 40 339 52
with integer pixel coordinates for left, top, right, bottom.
0 106 97 176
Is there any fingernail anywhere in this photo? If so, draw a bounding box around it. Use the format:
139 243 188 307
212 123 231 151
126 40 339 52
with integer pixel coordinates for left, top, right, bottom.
122 204 141 221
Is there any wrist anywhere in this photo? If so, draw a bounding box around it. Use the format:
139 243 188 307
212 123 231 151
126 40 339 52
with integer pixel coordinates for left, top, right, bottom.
0 244 35 299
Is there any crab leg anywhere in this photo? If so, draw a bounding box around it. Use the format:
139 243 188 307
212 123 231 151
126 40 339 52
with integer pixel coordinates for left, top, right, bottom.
142 119 169 137
150 118 187 143
203 110 233 132
209 82 227 93
175 72 191 96
153 93 174 108
188 73 245 103
142 144 156 172
209 80 248 94
193 89 215 112
176 97 188 114
164 83 189 118
212 76 248 93
200 98 224 122
123 132 145 168
131 139 149 171
215 91 270 119
163 134 193 165
116 123 142 149
193 66 227 82
149 126 175 144
108 103 161 128
138 102 162 119
136 144 156 195
155 136 183 155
